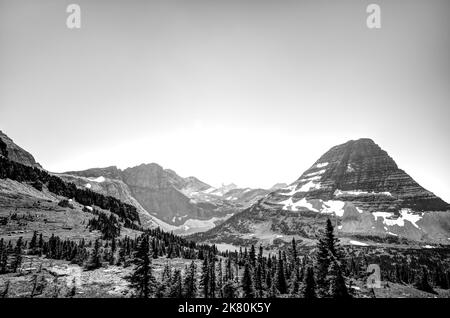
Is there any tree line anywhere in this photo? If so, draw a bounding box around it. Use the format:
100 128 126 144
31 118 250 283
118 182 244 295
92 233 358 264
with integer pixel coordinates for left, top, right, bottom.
1 219 447 298
0 156 139 224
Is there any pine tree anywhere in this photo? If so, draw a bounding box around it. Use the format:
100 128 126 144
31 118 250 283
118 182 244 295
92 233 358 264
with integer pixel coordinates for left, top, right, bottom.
217 259 224 298
168 269 183 298
183 260 197 298
289 267 301 296
126 235 157 298
415 266 437 294
222 279 238 298
200 255 210 298
209 254 216 298
85 239 102 270
155 262 172 298
276 251 287 294
242 261 255 298
289 238 298 274
249 245 256 267
12 237 23 272
38 234 43 256
29 231 38 255
303 266 317 299
253 262 262 297
327 258 350 298
225 254 234 281
315 219 344 297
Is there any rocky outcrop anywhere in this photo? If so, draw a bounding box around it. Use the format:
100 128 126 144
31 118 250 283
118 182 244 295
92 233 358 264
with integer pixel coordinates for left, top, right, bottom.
0 130 42 168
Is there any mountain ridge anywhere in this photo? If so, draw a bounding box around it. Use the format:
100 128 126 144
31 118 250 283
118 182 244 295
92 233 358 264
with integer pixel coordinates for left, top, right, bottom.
193 138 450 246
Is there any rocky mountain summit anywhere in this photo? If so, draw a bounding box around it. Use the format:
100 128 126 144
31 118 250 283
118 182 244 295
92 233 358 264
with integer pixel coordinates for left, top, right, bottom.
195 139 450 246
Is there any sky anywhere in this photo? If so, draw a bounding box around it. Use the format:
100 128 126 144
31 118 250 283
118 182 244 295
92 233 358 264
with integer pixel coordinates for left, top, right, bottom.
1 0 449 202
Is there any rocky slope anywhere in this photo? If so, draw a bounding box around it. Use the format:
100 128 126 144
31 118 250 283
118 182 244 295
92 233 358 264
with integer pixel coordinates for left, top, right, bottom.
0 130 42 168
194 138 450 246
63 164 242 230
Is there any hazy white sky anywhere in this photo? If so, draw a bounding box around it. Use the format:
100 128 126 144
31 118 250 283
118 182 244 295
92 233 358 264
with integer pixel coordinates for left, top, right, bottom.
1 0 449 202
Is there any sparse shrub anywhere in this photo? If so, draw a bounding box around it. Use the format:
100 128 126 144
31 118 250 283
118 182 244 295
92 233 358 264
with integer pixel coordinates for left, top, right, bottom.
31 180 43 191
58 199 74 209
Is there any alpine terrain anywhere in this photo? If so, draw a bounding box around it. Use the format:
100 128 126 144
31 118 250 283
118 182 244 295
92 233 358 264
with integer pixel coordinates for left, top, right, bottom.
193 138 450 247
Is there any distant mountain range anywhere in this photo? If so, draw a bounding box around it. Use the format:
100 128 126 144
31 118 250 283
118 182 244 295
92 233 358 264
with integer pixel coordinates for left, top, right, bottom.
1 130 449 246
0 130 281 235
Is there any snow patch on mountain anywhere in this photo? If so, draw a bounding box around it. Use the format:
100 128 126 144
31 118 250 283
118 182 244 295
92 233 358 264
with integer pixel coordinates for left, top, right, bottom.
88 176 106 183
316 162 329 168
304 169 326 178
298 180 322 192
349 240 368 246
278 197 318 212
373 209 422 228
334 189 392 197
321 200 346 217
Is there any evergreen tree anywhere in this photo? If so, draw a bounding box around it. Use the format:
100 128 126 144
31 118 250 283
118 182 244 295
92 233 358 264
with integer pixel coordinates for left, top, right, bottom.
326 258 350 298
183 260 198 298
249 245 256 267
222 279 238 298
29 231 38 255
276 251 287 294
126 235 157 298
242 261 255 298
85 239 102 270
38 234 43 256
289 268 301 296
12 237 23 272
303 266 317 299
289 238 298 274
209 254 216 298
168 269 183 298
254 262 264 297
217 259 224 298
415 266 437 294
200 255 210 298
315 219 344 297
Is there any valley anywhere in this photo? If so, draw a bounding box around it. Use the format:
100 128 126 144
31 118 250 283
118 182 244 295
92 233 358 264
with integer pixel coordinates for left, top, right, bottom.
1 130 449 298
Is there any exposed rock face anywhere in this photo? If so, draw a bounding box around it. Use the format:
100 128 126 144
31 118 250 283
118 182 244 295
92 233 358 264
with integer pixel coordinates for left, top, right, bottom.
64 166 122 180
269 138 449 213
0 130 42 168
65 163 236 227
196 139 450 245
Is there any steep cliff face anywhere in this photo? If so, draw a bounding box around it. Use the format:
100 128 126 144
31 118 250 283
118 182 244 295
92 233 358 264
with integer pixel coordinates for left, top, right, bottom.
0 131 42 168
65 163 237 227
196 139 450 245
269 138 450 213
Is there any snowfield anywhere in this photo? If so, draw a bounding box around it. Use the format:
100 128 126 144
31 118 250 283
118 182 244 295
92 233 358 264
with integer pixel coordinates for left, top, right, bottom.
304 169 326 177
278 197 318 212
88 176 105 183
349 240 369 246
298 180 322 192
334 189 392 197
321 200 346 217
373 209 422 229
316 162 329 168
